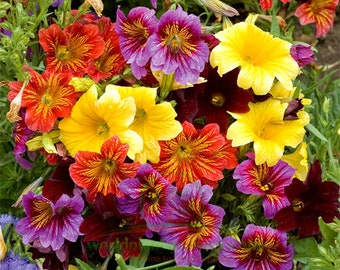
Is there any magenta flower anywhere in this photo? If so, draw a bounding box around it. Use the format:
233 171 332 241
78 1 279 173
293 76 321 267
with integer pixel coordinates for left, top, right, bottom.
159 180 225 267
290 44 315 67
16 191 84 251
115 6 158 79
117 163 177 232
218 224 294 269
148 6 209 85
274 160 340 238
233 153 295 219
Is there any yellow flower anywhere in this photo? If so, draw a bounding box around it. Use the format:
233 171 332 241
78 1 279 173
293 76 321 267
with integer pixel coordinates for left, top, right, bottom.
210 22 299 95
227 98 309 166
0 226 7 261
282 142 309 181
59 84 143 159
111 85 182 163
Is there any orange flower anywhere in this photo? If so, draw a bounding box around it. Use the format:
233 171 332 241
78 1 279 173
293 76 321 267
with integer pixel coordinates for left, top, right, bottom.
69 136 141 203
39 23 105 76
295 0 339 38
151 121 237 191
8 68 79 133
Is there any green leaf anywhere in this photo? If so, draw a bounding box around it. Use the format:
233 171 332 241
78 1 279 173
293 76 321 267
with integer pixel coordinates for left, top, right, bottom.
140 239 174 250
306 123 328 142
318 217 337 249
292 237 320 264
75 258 97 270
129 246 150 268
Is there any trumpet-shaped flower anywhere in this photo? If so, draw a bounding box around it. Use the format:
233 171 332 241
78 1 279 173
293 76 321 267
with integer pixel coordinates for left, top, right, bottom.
39 23 105 76
8 68 78 133
295 0 339 38
218 224 294 269
233 153 295 218
227 98 309 166
69 136 141 203
112 85 182 163
115 7 158 79
148 6 209 85
15 191 84 251
117 163 177 232
58 84 143 159
290 43 315 67
274 161 340 238
159 181 225 267
210 22 299 95
282 142 309 180
151 121 237 191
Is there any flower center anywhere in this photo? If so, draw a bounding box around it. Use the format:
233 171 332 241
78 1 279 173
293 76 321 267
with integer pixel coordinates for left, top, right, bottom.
97 122 109 136
103 158 116 173
57 45 71 60
163 24 195 55
210 93 226 107
292 198 304 212
178 144 194 159
32 199 54 228
41 92 53 105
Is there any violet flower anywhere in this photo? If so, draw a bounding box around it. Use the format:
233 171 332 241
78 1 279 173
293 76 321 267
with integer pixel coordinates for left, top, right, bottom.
159 180 225 267
218 224 294 269
148 6 209 85
117 163 177 232
233 153 295 218
290 44 315 67
115 6 158 79
16 191 84 251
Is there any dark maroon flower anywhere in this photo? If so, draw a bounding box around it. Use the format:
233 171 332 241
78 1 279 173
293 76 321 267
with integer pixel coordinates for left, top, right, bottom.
274 160 340 238
80 193 147 259
173 67 254 133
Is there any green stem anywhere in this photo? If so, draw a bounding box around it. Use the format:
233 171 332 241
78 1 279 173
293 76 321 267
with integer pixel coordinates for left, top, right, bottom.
137 259 175 270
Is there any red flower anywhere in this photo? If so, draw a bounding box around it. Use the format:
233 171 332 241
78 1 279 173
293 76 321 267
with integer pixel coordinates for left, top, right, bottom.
151 121 237 191
39 23 105 76
8 68 79 133
83 15 126 82
69 136 141 203
295 0 339 38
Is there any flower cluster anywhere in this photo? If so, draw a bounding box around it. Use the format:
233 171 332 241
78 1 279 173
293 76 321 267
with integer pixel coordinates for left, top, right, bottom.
1 0 339 270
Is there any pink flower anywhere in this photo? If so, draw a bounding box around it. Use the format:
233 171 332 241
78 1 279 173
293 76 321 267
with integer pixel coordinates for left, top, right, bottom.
159 181 225 267
218 224 294 269
233 153 295 218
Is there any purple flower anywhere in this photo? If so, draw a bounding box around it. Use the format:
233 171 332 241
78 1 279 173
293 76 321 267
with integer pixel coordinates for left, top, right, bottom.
0 214 19 228
51 0 63 7
159 180 225 267
290 44 315 67
233 153 295 219
148 6 209 85
117 163 177 232
12 109 35 169
16 191 84 251
218 224 294 270
274 160 340 238
115 6 158 79
0 251 39 270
